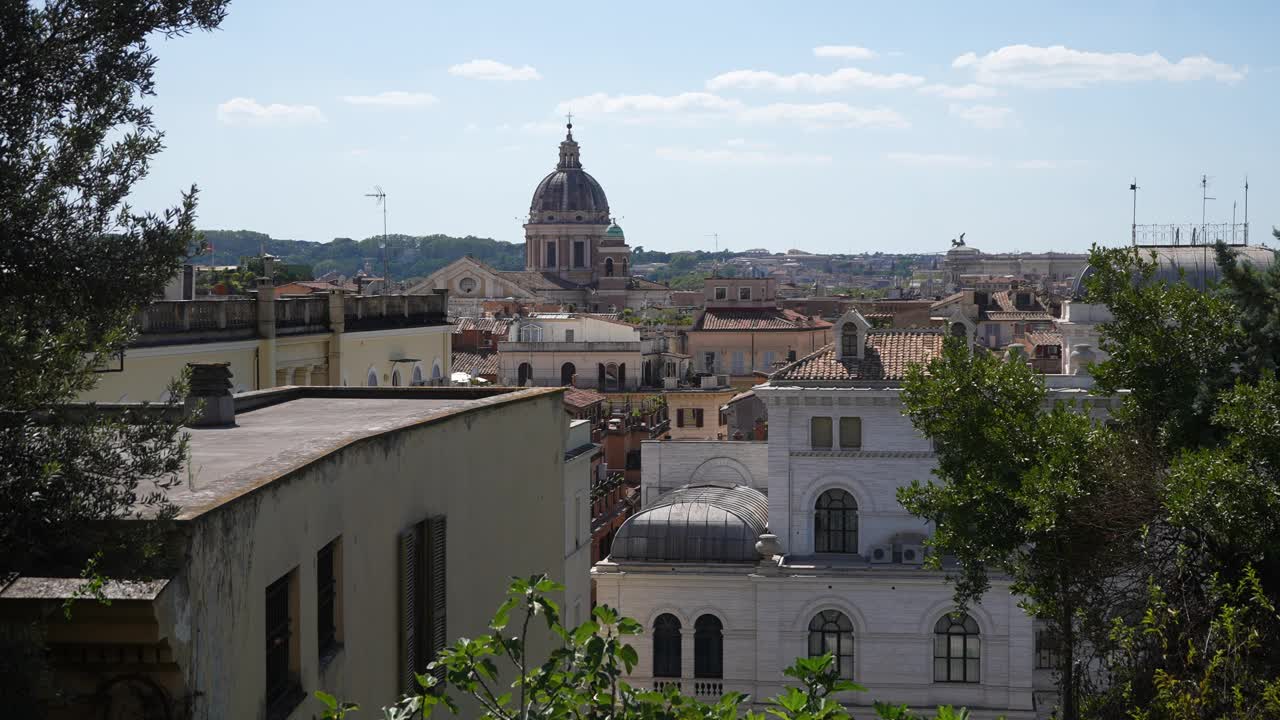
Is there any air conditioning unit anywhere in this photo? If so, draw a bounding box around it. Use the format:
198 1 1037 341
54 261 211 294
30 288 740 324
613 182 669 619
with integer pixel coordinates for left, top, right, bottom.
899 544 925 565
868 544 893 564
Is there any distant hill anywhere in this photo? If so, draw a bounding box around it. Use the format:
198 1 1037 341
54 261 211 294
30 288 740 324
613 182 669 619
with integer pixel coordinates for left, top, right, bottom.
192 230 524 281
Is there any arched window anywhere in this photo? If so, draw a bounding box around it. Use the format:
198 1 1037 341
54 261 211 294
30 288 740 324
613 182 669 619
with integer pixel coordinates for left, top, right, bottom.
391 368 402 387
560 362 576 386
605 257 615 277
604 363 620 391
653 614 681 678
366 367 379 387
517 363 533 386
694 615 723 679
933 613 980 683
815 489 857 553
431 360 443 382
808 610 854 679
519 324 543 342
411 364 424 386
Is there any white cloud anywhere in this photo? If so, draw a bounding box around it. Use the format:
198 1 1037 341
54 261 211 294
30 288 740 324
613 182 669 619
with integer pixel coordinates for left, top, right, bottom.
741 102 910 129
886 152 993 169
918 83 999 99
448 59 541 81
341 91 438 107
1015 160 1058 170
657 146 833 166
813 45 878 60
707 67 925 92
948 103 1014 129
216 98 325 126
952 44 1245 88
557 93 908 130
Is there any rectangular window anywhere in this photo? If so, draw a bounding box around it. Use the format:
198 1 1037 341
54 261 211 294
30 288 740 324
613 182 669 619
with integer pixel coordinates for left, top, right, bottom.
738 286 751 300
573 240 585 268
694 408 705 427
545 241 557 268
704 352 717 373
1035 630 1060 669
317 538 342 664
731 351 745 375
810 417 833 450
265 569 300 716
565 329 574 343
714 286 728 300
399 516 448 694
839 417 862 450
676 408 686 427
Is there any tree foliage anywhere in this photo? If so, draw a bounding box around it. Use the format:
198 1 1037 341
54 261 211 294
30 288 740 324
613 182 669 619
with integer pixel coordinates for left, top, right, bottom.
1 0 228 706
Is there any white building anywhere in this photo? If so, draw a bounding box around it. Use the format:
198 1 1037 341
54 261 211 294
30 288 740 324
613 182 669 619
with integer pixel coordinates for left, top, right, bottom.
594 310 1113 719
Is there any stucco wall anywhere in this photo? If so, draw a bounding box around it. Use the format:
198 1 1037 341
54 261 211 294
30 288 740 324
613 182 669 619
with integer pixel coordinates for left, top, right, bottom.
85 342 259 402
341 327 451 387
687 329 831 376
155 391 571 719
640 440 769 504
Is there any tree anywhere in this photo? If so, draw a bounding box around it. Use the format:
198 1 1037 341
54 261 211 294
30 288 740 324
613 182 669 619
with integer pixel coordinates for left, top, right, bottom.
898 339 1154 720
0 0 228 707
317 575 976 720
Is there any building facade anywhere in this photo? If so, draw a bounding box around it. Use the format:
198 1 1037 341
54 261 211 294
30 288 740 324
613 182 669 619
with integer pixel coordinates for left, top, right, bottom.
687 277 832 380
83 287 452 402
498 314 647 390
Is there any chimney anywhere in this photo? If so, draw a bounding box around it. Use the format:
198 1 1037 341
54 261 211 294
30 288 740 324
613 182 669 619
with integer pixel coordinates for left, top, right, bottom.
185 362 236 427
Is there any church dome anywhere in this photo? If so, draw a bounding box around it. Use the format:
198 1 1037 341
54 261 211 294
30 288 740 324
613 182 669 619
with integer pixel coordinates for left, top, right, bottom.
605 222 625 238
1070 244 1277 299
608 483 768 563
529 123 609 222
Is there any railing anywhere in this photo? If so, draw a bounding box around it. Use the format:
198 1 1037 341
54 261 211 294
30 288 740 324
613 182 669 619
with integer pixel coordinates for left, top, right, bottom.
136 299 258 334
692 681 723 697
1133 222 1249 246
345 293 448 331
276 297 330 330
652 681 681 692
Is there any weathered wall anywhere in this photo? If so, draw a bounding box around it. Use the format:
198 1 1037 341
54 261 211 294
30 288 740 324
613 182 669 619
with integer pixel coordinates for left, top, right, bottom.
84 342 259 401
156 391 570 719
640 440 769 504
340 327 452 387
664 391 736 441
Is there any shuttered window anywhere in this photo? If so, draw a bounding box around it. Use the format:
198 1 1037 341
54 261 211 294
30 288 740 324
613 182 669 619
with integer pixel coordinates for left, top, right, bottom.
399 515 449 695
398 528 419 695
676 409 686 427
317 538 340 662
694 408 705 427
425 515 448 682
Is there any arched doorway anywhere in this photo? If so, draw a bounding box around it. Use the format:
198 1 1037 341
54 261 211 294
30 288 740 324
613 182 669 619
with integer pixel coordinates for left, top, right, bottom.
560 362 576 386
411 364 424 386
366 367 378 386
517 362 533 386
605 257 614 277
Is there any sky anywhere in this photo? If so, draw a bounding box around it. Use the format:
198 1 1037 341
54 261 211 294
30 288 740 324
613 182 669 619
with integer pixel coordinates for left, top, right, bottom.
132 0 1280 255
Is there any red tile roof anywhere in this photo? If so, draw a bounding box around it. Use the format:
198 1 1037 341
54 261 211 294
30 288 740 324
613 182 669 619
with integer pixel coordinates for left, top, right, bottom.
1025 331 1063 347
450 350 499 378
563 387 607 409
771 331 943 383
695 308 833 331
452 317 511 336
984 311 1054 321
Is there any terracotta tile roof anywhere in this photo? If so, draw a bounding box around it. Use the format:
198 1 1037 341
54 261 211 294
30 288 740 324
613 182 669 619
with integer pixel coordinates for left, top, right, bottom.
450 350 499 378
630 277 670 290
982 291 1051 321
930 291 967 310
771 331 943 383
563 387 607 409
695 308 833 331
452 317 511 335
1025 331 1063 347
496 271 583 292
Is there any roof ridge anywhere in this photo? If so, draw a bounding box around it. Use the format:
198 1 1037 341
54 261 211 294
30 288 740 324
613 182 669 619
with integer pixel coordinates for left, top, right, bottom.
770 342 834 379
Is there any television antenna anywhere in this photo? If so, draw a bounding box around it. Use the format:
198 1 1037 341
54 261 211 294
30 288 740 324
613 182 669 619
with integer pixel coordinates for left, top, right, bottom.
1200 174 1215 287
365 186 389 293
1129 178 1139 245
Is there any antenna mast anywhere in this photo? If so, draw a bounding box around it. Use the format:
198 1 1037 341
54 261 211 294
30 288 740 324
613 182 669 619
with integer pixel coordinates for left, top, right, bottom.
365 186 389 294
1244 176 1250 245
1130 178 1139 245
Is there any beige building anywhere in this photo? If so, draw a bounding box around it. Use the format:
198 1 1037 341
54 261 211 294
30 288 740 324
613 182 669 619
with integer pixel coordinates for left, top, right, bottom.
663 375 738 440
687 277 832 380
83 287 452 402
2 383 591 720
499 313 646 390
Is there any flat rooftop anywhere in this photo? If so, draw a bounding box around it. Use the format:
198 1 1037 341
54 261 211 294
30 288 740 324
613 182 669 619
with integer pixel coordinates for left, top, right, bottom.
142 387 557 520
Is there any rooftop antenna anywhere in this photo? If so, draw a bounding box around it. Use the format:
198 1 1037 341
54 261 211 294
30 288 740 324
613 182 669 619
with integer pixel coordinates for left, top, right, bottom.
1200 174 1215 287
365 186 389 293
1244 176 1250 245
1129 178 1139 245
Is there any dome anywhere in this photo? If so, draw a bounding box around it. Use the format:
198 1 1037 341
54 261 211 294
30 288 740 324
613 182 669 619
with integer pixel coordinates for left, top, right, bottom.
609 483 768 563
528 124 609 222
1070 244 1277 299
605 222 625 238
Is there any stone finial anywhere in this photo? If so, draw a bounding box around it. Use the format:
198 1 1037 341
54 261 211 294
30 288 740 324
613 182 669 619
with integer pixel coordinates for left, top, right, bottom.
1069 344 1097 376
185 362 236 427
755 533 782 558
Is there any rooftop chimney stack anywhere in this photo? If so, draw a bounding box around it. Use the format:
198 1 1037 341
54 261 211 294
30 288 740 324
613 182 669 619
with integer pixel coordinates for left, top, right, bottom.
185 362 236 427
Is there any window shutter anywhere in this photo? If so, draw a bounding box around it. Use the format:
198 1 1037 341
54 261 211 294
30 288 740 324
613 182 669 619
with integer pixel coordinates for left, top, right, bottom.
695 409 704 427
425 515 448 681
398 528 419 695
676 409 685 427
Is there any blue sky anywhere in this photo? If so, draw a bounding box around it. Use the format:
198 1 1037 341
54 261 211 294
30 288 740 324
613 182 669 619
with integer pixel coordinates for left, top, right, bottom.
132 0 1279 255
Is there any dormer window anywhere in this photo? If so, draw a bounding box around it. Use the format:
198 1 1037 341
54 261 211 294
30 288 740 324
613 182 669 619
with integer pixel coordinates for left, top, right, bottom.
841 325 859 358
